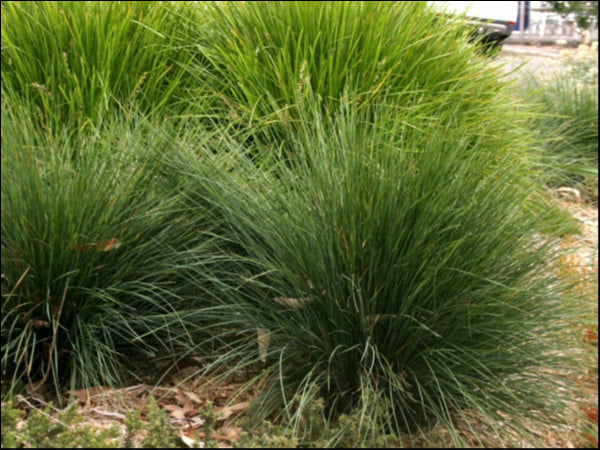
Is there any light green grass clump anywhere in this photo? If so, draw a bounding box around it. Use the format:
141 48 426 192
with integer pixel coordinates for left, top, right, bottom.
519 43 598 202
1 1 200 132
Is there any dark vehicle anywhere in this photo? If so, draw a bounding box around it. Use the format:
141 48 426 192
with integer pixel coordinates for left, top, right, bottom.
429 1 519 48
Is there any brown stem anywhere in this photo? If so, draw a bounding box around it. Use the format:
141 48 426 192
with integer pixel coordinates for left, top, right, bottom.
28 278 69 393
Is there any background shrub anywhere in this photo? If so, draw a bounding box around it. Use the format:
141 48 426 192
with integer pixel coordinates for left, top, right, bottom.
519 43 598 202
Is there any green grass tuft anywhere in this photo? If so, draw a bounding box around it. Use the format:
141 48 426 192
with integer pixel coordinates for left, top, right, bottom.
518 43 598 202
1 101 222 399
176 98 584 446
1 1 201 133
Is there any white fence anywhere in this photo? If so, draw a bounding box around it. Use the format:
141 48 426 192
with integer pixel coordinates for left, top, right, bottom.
517 2 598 42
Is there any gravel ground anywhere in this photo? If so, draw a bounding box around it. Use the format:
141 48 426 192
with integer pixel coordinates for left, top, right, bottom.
495 43 567 80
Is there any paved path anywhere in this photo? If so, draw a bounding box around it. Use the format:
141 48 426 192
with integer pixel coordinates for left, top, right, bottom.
495 42 567 81
502 43 564 57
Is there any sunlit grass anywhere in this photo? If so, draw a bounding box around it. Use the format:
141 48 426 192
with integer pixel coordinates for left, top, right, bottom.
189 1 506 162
0 1 201 133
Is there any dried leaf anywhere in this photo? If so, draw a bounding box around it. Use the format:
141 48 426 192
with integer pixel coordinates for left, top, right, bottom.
182 390 202 405
257 328 270 363
70 238 121 252
184 424 197 440
580 405 599 423
273 296 312 308
68 386 110 404
216 402 249 420
70 243 90 251
189 416 205 428
220 425 243 442
31 319 51 329
97 238 121 251
175 390 194 411
184 408 199 418
169 408 187 420
180 433 197 448
585 329 598 346
166 389 202 420
583 434 598 448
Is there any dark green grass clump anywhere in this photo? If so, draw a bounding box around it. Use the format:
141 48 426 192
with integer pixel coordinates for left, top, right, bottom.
0 103 221 399
179 101 582 446
172 1 586 446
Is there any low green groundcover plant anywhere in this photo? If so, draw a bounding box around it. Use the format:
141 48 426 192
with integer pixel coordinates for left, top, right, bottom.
0 397 181 448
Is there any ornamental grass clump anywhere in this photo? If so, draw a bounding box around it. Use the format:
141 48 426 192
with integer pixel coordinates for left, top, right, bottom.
172 1 585 445
0 102 220 400
0 1 199 132
520 43 598 202
193 1 497 157
178 99 584 446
